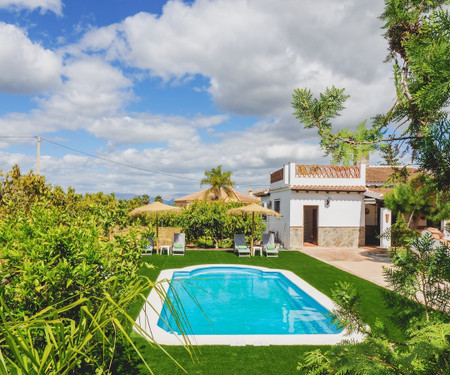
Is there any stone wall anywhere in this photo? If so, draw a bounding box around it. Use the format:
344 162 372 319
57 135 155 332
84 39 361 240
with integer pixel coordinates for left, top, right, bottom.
358 227 365 247
289 226 303 250
318 227 364 247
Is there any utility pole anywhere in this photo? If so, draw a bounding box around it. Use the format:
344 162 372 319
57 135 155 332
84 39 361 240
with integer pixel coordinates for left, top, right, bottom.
37 136 41 175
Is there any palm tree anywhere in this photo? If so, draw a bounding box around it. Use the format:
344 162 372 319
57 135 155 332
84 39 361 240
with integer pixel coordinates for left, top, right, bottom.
154 195 163 203
201 165 236 201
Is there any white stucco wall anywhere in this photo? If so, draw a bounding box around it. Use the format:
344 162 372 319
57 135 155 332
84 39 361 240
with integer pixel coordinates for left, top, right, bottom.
442 220 450 239
289 191 364 227
261 189 365 248
365 204 377 225
261 189 291 247
262 162 368 248
380 207 392 249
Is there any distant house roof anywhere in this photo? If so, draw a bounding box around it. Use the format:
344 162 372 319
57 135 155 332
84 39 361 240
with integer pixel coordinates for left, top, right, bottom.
174 188 259 207
254 189 269 197
366 166 419 185
365 187 393 199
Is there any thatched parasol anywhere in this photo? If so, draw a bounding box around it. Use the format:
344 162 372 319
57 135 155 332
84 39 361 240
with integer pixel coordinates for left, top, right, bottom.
129 202 181 253
227 203 280 255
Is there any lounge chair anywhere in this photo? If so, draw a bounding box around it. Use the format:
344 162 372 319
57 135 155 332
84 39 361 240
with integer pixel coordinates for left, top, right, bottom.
172 233 185 256
143 237 153 255
263 233 278 257
234 234 251 257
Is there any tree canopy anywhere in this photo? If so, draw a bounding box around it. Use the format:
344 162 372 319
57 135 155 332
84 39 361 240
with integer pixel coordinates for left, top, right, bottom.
293 1 450 373
0 166 163 373
292 0 450 190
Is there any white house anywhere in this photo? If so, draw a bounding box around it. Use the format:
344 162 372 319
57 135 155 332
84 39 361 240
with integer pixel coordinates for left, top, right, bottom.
256 162 409 250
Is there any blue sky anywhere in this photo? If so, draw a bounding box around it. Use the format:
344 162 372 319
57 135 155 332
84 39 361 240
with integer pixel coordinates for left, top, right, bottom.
0 0 394 199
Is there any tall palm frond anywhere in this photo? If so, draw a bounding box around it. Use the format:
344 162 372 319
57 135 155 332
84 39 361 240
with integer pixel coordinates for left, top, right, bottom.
200 166 235 201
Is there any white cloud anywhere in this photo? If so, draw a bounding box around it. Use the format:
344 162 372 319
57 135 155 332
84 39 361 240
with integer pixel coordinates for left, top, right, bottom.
1 114 326 198
0 150 36 170
89 115 198 145
80 0 393 122
0 0 62 15
41 57 133 119
0 0 401 198
75 117 326 197
88 113 228 145
0 23 62 94
0 56 133 135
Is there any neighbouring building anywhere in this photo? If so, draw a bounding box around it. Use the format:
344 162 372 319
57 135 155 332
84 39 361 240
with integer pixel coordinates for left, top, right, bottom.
256 162 429 250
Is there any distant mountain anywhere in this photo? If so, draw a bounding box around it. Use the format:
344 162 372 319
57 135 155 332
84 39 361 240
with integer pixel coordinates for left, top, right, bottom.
113 193 175 205
114 193 138 200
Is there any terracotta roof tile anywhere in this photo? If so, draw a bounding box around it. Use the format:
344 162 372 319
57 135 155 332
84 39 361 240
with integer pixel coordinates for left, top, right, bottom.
366 166 419 184
254 189 269 197
296 165 361 178
365 187 393 198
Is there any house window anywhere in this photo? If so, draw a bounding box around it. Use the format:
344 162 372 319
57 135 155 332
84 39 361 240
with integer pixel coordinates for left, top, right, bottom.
274 199 281 213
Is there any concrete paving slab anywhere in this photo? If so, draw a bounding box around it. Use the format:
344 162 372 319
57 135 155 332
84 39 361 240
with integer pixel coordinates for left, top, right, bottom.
300 247 393 288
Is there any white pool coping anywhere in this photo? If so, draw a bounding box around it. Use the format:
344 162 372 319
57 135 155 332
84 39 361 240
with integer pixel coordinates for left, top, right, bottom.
135 264 365 346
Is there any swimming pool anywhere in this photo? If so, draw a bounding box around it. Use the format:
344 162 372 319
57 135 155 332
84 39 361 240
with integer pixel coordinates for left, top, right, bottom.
136 264 364 345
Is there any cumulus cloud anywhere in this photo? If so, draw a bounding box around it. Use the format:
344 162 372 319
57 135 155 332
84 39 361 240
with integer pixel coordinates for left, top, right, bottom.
41 57 133 119
0 0 62 15
80 116 326 197
0 0 400 197
0 56 133 135
0 23 62 94
89 116 195 145
88 113 228 145
80 0 393 121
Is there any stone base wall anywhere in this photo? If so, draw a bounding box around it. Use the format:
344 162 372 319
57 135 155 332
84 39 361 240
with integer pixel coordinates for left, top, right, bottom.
318 227 364 248
289 226 303 250
359 227 365 247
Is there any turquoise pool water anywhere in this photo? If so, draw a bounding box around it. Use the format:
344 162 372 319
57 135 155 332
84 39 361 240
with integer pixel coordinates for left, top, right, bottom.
158 266 341 335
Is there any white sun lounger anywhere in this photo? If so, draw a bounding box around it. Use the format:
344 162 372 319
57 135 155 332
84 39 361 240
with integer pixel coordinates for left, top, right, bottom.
263 233 278 257
234 234 251 257
143 237 153 255
172 233 185 256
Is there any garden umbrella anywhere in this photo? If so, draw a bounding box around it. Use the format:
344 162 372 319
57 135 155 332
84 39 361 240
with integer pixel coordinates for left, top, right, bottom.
227 203 280 255
129 202 181 253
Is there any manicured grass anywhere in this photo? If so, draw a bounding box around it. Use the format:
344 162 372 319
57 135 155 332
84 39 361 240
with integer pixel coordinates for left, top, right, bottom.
130 250 402 374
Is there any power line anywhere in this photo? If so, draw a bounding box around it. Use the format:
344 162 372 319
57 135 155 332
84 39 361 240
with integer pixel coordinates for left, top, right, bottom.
40 137 202 182
0 136 37 139
0 135 269 187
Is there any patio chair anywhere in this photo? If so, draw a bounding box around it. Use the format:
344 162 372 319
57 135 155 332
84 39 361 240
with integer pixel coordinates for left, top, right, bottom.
263 233 278 257
234 234 251 257
172 233 185 256
142 237 153 255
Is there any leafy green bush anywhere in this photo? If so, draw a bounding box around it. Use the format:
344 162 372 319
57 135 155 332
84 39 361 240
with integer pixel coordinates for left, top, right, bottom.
169 200 265 248
298 234 450 374
0 202 143 320
380 213 417 248
0 166 161 373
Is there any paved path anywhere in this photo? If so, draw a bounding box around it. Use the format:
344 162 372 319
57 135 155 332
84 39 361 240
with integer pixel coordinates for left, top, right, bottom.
299 247 393 288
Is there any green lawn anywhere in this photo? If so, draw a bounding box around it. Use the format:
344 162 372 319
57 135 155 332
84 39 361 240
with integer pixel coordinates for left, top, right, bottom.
129 250 401 375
